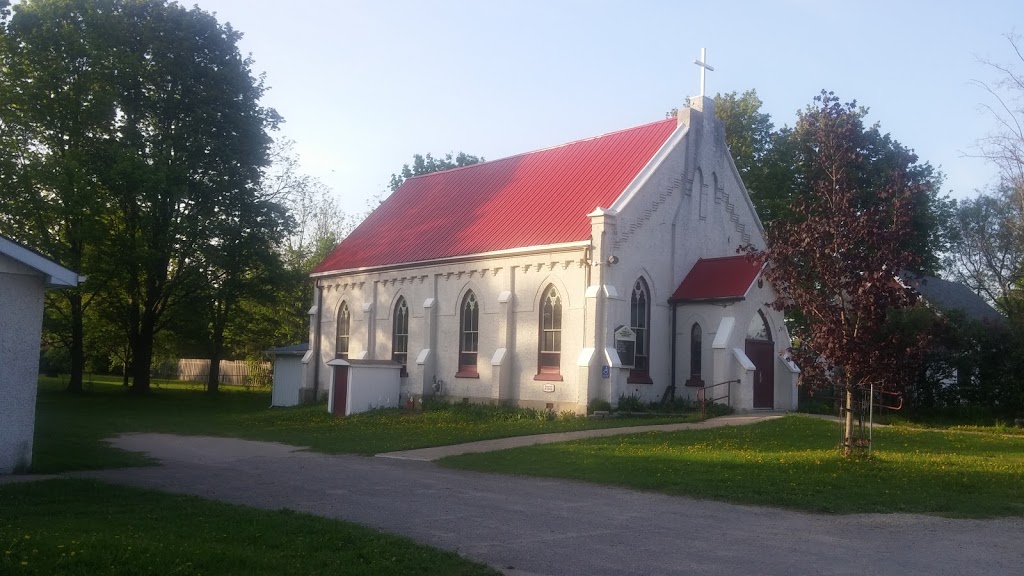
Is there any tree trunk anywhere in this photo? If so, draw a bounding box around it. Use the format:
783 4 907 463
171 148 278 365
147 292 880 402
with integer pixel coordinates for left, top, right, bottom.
843 386 854 457
129 314 156 394
207 307 227 394
207 349 221 394
66 293 85 393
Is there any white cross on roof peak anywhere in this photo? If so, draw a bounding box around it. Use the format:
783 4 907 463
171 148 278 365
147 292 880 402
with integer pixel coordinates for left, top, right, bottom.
694 48 714 97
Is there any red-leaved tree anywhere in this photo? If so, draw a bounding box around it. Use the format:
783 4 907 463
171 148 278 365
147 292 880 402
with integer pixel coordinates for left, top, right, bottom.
747 92 932 455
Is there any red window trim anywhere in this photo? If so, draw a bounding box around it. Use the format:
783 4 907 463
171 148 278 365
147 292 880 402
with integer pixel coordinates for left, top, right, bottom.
684 376 706 388
627 371 653 385
533 372 563 382
455 368 479 379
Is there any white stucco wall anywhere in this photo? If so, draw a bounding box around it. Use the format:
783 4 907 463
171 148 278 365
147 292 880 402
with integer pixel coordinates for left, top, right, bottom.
309 247 590 412
0 255 47 474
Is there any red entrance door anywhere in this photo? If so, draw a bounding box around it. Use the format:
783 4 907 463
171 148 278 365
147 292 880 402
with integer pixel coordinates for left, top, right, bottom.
745 340 774 409
332 365 349 416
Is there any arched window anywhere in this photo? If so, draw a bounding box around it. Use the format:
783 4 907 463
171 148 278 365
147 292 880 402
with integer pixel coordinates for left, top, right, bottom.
391 297 409 374
538 285 562 376
629 278 651 381
690 323 702 379
336 301 350 359
747 310 772 341
458 291 479 376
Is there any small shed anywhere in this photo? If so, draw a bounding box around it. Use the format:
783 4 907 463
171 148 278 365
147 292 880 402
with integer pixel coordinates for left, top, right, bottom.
266 343 309 407
325 358 402 416
0 234 79 474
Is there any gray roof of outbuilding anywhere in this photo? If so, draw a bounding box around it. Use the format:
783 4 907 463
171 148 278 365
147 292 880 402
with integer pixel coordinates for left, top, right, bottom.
0 233 80 287
264 343 309 356
906 275 1005 325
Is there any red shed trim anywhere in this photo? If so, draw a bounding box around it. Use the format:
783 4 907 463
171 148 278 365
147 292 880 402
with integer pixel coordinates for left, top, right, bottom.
670 255 763 303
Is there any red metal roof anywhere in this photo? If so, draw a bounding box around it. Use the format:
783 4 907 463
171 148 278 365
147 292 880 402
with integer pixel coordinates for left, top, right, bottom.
670 255 763 302
314 118 678 274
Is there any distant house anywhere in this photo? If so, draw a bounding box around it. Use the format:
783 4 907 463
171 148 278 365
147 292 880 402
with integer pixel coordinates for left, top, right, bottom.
905 275 1005 326
0 235 79 474
903 274 1007 400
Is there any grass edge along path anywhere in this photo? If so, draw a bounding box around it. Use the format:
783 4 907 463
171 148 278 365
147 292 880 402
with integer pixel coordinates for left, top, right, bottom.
0 478 499 576
32 377 704 473
439 415 1024 518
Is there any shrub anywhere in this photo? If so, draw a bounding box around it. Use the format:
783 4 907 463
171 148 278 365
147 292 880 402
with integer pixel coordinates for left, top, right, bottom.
616 392 647 413
658 396 696 414
588 398 613 414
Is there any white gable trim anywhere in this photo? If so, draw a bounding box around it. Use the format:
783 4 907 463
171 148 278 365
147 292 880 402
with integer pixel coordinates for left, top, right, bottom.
608 123 690 212
0 235 79 287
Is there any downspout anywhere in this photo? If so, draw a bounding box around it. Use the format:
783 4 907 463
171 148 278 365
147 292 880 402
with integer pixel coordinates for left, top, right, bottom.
312 280 324 400
669 301 677 402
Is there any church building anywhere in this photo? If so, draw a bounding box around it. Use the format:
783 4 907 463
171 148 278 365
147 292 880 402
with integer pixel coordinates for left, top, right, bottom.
305 91 799 413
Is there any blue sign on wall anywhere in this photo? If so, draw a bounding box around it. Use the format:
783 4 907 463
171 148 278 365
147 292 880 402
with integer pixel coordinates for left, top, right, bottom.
601 365 610 379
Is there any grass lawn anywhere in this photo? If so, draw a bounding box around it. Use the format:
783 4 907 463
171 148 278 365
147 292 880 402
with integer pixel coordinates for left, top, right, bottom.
0 479 497 576
32 376 700 473
440 415 1024 518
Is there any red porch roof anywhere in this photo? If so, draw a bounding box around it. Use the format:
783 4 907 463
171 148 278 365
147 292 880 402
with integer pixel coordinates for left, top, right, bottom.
314 118 678 274
670 255 762 303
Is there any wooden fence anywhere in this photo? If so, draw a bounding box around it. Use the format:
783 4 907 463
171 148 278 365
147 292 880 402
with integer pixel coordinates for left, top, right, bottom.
176 359 272 388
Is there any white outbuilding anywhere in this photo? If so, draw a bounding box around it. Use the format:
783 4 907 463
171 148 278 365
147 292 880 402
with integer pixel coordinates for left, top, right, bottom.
0 234 80 474
266 343 309 407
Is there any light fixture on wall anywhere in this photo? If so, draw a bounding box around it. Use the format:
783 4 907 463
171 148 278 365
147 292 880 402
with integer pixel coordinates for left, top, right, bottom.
607 255 619 266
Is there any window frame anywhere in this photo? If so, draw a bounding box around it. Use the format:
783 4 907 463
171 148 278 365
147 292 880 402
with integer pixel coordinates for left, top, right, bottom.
536 284 563 381
685 322 704 387
391 296 409 376
336 301 350 360
628 278 652 384
456 290 479 378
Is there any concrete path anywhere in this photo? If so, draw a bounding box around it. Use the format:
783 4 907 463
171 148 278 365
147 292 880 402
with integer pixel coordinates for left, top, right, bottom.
377 413 784 461
71 430 1024 576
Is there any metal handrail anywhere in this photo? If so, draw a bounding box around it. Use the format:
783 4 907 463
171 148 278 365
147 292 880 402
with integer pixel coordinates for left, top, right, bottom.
697 379 739 417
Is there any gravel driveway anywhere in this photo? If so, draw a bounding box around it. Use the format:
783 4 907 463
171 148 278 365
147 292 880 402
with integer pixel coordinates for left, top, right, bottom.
77 433 1024 576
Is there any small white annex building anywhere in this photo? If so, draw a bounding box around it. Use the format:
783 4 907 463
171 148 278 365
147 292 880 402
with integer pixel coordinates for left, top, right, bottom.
0 234 80 474
305 90 799 414
266 343 309 407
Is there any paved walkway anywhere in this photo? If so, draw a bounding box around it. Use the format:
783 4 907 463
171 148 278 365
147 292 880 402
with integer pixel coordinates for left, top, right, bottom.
377 413 785 461
56 419 1023 576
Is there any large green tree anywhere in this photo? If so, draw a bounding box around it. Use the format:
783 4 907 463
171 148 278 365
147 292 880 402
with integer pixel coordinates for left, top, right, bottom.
103 0 280 393
0 0 120 391
0 0 282 393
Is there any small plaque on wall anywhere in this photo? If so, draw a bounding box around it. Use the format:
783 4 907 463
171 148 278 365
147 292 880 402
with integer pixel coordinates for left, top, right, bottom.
542 383 555 393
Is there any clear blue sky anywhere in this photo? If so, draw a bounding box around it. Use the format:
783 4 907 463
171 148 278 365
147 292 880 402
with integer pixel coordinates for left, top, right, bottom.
196 0 1023 212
